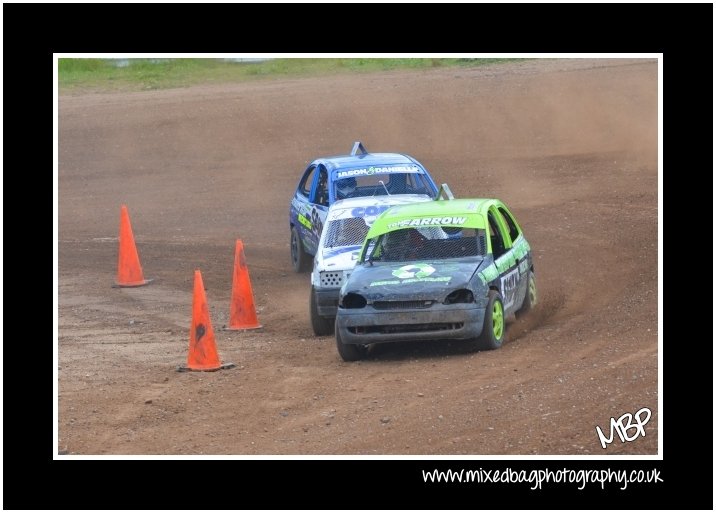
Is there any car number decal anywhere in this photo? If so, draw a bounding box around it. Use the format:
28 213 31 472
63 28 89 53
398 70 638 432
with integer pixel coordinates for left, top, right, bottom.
310 207 324 236
501 268 520 309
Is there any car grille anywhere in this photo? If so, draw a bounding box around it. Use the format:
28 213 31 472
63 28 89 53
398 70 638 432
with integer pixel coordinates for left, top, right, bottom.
348 323 463 334
372 300 433 310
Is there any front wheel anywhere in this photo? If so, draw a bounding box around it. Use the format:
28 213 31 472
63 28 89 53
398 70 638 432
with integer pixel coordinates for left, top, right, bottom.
335 321 368 361
474 290 505 351
310 286 334 336
290 226 311 273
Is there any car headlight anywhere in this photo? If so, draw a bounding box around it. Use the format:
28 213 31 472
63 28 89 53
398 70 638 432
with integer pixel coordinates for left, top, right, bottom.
340 293 367 309
444 289 475 304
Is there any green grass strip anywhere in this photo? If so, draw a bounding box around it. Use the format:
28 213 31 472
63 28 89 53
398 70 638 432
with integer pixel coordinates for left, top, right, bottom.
59 58 527 93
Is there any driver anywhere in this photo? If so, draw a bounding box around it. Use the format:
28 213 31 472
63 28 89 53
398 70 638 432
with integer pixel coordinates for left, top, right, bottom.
386 174 407 194
315 171 328 206
382 229 421 260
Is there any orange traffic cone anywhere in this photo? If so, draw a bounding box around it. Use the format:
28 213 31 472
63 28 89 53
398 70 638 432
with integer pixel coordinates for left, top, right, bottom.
226 239 262 330
114 205 152 287
178 270 235 372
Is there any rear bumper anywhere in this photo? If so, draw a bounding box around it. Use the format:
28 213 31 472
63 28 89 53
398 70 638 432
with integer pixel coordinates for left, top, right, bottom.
336 304 485 345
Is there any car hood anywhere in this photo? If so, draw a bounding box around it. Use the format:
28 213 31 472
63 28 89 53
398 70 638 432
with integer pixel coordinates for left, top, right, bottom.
343 259 482 302
319 245 362 272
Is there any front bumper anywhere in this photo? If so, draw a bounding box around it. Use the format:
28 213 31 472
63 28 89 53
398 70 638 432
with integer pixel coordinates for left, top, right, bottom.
315 287 340 318
336 303 485 345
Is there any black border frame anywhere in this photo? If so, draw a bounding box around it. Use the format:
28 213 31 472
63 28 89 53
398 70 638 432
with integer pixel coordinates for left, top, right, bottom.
5 2 711 510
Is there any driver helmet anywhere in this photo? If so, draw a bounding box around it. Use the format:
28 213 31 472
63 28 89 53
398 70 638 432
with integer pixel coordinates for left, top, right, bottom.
336 177 357 198
385 229 412 252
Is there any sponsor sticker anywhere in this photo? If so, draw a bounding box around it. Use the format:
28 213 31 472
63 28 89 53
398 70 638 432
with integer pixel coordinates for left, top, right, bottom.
387 216 468 230
298 214 312 229
478 264 499 284
369 276 451 287
351 205 391 218
369 263 450 287
336 165 419 178
392 263 435 279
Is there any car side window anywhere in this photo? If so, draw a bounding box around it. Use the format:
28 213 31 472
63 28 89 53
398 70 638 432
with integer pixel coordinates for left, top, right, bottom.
315 168 329 206
487 212 508 258
498 207 521 243
299 166 316 198
411 174 432 196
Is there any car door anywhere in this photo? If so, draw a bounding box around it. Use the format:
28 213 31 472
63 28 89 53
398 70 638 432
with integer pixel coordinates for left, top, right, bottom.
293 164 317 252
487 206 520 314
305 165 330 254
496 204 530 311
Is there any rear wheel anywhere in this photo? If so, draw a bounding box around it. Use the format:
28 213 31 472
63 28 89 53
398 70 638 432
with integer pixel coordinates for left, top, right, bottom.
290 226 311 273
310 286 334 336
474 291 505 351
335 321 368 361
517 271 537 316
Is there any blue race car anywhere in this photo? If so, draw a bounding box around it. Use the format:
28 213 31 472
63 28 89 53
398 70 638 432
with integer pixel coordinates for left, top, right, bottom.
289 141 439 272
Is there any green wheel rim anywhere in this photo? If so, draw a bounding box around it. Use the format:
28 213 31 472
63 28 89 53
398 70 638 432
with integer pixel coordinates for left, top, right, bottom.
492 300 504 339
528 276 537 305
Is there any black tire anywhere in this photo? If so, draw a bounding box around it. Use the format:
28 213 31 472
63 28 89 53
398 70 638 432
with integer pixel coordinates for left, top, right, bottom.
516 271 537 317
290 225 311 273
310 286 334 336
474 290 505 351
335 321 368 362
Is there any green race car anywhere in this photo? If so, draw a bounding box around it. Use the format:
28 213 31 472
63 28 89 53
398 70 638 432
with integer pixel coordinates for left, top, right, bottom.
334 197 537 361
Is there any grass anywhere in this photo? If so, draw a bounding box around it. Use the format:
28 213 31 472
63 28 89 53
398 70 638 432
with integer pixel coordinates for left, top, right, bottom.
58 58 527 93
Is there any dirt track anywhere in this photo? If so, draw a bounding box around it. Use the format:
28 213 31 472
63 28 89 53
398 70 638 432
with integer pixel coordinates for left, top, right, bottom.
58 58 658 455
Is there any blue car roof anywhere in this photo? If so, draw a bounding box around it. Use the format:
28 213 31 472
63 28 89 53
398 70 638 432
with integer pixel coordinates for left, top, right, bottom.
318 153 424 176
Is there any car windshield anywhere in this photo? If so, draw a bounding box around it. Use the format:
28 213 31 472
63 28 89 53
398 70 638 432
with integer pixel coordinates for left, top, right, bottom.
324 216 371 249
365 226 486 262
333 172 433 200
